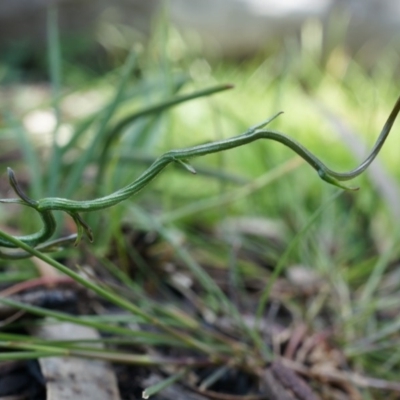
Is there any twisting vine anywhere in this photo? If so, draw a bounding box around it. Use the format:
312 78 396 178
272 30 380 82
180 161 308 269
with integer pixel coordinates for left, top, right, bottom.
1 95 399 257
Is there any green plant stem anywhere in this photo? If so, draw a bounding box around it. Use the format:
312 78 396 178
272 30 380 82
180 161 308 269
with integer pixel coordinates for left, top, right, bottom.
0 94 399 250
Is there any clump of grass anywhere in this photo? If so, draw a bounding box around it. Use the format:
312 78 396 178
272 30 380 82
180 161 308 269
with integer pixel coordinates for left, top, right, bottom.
2 11 400 399
0 78 399 397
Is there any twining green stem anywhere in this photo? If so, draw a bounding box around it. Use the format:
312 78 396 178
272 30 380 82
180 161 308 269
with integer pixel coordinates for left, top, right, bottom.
0 95 399 252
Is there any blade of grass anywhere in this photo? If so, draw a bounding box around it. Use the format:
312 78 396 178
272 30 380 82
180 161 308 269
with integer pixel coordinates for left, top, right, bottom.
46 4 62 196
3 114 43 198
0 328 181 348
142 369 188 399
0 339 205 365
118 152 248 184
95 83 235 189
63 49 138 197
0 339 220 366
99 259 201 330
0 271 36 283
359 227 400 305
160 156 303 223
0 351 63 361
0 298 181 344
61 75 187 153
347 316 400 353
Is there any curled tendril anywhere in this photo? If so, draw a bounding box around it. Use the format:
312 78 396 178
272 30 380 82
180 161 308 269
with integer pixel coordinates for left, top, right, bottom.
0 95 399 255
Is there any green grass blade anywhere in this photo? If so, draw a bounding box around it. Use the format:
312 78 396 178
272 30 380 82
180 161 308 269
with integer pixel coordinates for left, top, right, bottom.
143 369 187 399
63 49 138 197
3 114 43 198
160 157 302 223
0 351 63 361
359 229 400 305
96 83 234 189
46 4 63 196
61 75 187 154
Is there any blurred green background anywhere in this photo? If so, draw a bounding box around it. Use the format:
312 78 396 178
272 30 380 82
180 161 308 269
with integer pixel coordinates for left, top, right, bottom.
1 1 400 397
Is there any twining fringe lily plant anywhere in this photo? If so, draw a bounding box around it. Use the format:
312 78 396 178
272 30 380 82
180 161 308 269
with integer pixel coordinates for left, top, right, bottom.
0 95 399 258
